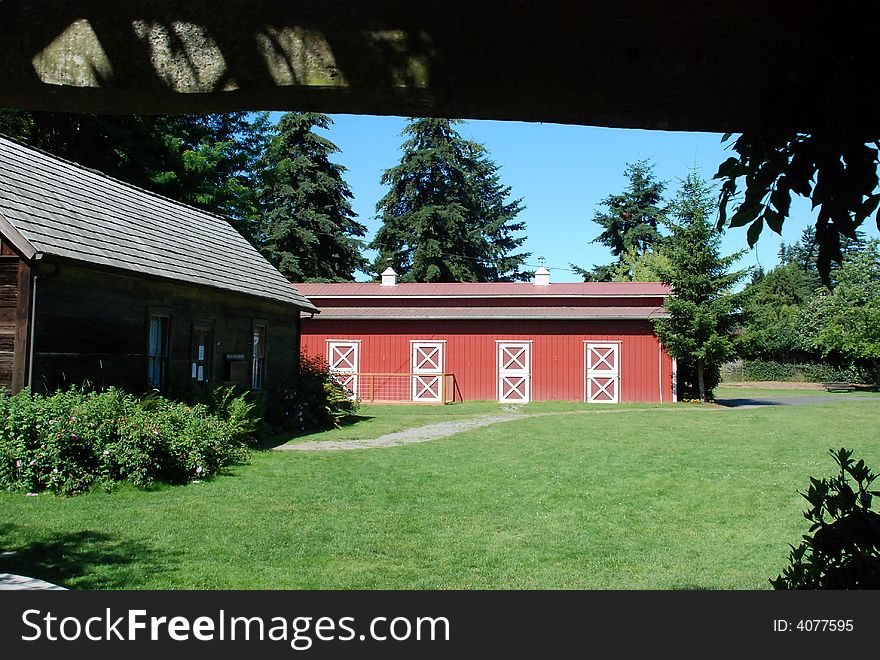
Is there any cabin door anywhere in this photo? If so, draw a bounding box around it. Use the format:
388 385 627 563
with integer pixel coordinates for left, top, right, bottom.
191 324 213 385
498 342 530 403
411 341 444 402
585 342 620 403
327 340 360 396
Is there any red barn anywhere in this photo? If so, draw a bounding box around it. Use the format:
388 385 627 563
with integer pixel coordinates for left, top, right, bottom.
295 268 675 404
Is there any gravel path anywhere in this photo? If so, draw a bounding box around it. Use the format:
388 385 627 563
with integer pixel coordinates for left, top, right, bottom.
278 412 525 451
0 573 66 590
277 406 680 452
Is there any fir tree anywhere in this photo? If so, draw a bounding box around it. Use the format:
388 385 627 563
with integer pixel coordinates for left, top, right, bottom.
370 118 528 282
573 160 666 281
653 171 747 402
259 112 367 281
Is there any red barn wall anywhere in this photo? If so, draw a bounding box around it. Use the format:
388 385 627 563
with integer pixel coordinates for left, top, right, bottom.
300 319 674 403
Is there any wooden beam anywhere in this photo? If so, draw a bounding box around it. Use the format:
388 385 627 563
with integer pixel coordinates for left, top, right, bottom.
0 1 877 133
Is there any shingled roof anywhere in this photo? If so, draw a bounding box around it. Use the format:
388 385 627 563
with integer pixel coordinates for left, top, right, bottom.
0 134 317 312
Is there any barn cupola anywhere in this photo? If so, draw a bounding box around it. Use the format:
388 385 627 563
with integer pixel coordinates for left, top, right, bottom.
381 267 399 286
534 266 551 286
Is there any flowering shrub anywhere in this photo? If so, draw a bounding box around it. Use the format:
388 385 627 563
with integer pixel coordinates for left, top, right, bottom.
288 355 358 432
0 387 252 495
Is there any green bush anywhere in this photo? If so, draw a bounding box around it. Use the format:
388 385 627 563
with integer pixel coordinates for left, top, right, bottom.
289 354 358 432
723 360 862 383
0 387 254 495
772 449 880 589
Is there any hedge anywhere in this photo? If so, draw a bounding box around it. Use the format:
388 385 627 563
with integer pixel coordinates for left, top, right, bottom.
722 360 862 383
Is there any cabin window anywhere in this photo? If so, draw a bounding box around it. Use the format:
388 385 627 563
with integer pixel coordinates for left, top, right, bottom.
191 324 213 384
147 314 169 389
252 322 267 390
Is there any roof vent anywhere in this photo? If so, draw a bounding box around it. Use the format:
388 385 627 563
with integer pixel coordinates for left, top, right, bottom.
381 267 399 286
534 266 551 286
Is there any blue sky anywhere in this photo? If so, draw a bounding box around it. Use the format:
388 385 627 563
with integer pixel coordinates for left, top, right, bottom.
276 113 879 282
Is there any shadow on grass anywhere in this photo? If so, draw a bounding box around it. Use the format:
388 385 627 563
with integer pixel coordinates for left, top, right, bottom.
257 414 375 450
0 523 170 589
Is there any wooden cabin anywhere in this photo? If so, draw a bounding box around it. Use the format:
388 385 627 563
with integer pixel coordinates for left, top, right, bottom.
295 268 675 404
0 134 317 402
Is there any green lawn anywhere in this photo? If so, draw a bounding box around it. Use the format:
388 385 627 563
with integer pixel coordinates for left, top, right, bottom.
3 398 879 590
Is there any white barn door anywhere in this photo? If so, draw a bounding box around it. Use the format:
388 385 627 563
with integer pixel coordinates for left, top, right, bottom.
585 342 619 403
411 341 444 402
327 340 360 396
498 342 531 402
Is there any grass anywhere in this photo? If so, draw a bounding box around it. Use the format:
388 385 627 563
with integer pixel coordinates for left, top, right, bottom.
271 400 506 445
2 399 879 590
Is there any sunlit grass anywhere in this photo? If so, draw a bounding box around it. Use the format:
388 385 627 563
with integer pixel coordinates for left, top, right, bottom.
3 400 878 590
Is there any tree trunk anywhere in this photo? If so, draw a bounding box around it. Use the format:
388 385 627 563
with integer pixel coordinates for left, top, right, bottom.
697 359 706 403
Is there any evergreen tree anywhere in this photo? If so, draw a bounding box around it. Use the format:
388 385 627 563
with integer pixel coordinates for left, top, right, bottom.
0 110 270 242
469 151 530 281
653 171 747 402
779 226 868 292
259 112 367 281
370 118 528 282
573 160 666 281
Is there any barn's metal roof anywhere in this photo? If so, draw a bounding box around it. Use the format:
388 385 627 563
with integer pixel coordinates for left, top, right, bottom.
303 305 668 321
0 134 317 312
293 281 671 298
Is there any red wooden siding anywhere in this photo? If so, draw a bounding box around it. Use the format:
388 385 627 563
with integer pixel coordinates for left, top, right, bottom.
301 319 674 403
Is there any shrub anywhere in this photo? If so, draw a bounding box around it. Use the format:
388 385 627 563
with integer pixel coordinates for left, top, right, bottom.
288 354 358 432
772 449 880 589
0 387 254 495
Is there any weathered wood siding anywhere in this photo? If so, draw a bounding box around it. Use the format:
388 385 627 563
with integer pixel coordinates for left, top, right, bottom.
0 257 18 388
31 261 301 398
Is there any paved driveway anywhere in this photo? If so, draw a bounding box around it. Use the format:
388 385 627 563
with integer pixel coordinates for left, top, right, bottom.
716 395 880 409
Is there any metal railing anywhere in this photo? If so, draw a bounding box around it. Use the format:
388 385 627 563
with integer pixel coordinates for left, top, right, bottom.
331 372 458 404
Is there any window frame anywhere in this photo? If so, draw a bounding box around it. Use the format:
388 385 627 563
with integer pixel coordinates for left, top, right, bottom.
251 320 268 390
146 308 171 391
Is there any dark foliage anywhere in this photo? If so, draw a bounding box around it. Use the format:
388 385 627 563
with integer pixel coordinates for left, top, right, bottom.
715 132 880 285
289 355 358 432
772 449 880 589
259 112 367 281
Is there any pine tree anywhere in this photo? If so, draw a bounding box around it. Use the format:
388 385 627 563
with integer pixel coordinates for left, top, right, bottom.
653 171 747 402
573 160 666 281
259 112 367 281
370 118 528 282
